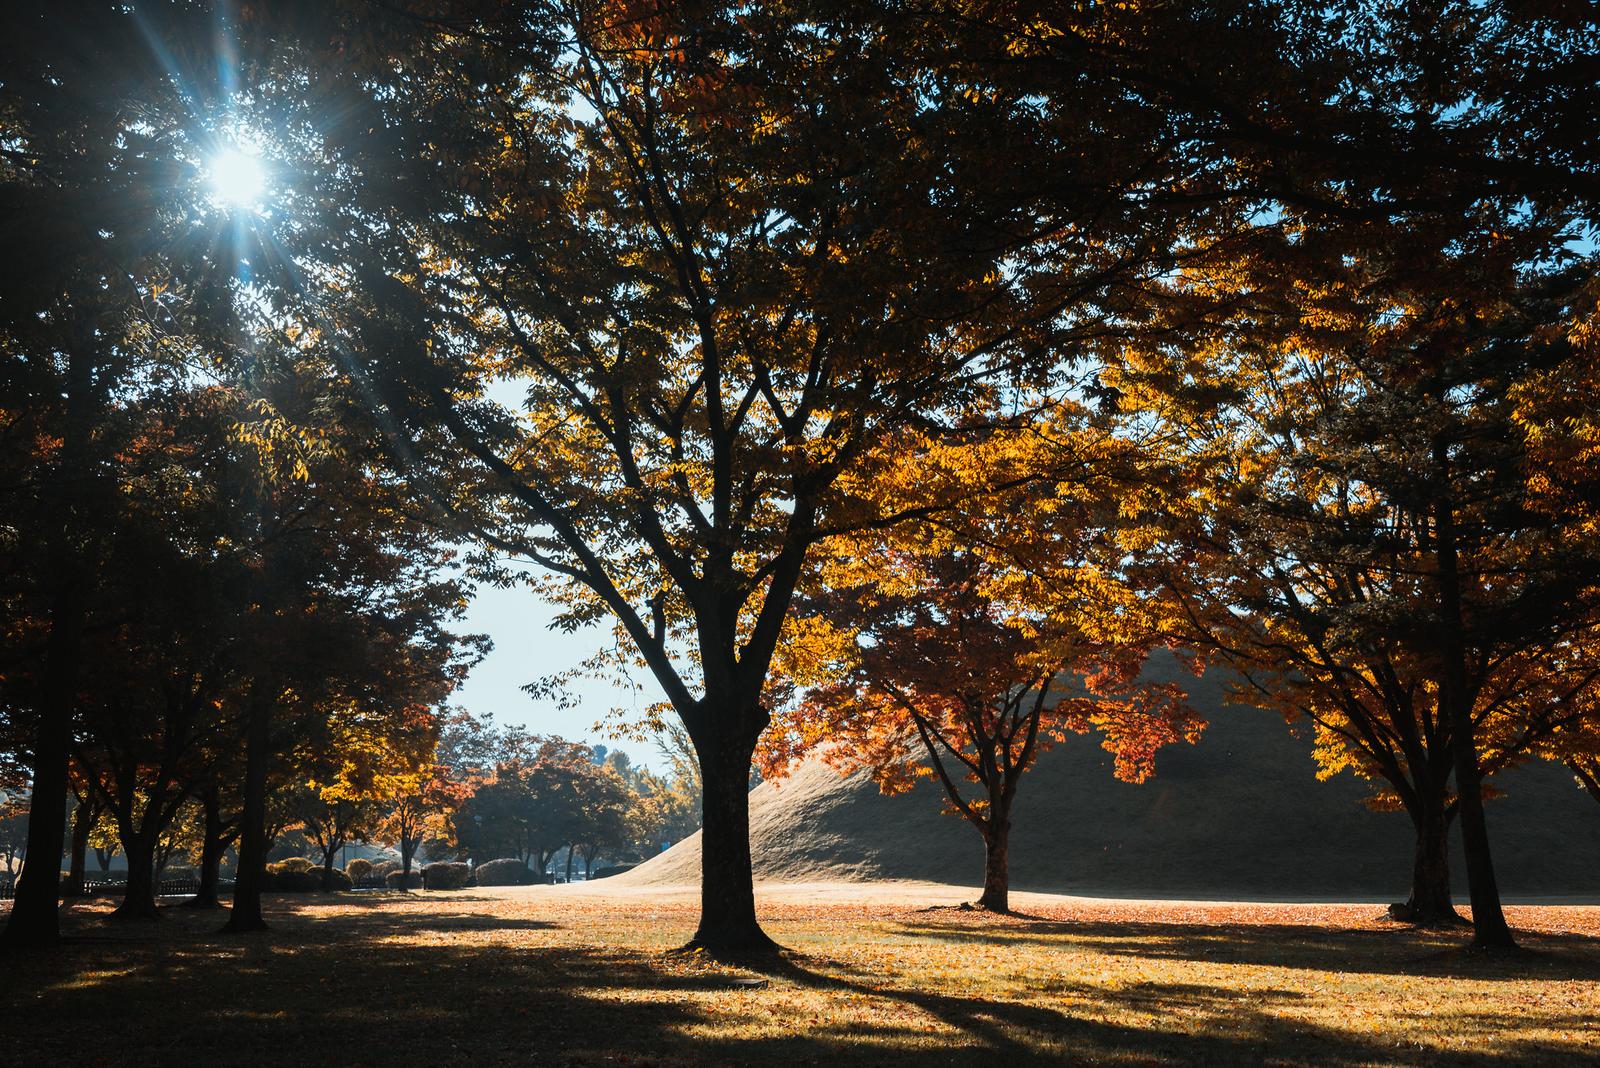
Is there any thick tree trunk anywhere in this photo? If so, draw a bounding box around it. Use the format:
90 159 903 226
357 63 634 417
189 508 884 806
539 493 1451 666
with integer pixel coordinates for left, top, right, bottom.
1397 801 1460 925
686 731 775 955
114 837 159 920
401 838 417 878
977 816 1011 913
223 685 273 933
321 849 338 892
64 802 92 899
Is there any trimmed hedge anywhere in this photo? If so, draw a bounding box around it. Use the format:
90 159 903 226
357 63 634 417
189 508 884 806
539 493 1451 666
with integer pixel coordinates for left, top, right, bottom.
472 859 534 887
371 859 401 877
421 861 471 890
321 867 354 892
275 857 315 874
345 858 373 882
590 865 636 880
385 870 423 890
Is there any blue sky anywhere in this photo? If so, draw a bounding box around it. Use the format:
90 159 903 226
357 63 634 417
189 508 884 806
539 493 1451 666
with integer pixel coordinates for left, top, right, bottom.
454 578 655 752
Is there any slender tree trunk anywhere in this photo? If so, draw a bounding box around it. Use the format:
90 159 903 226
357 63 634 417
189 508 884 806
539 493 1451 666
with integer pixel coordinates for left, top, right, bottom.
64 802 92 899
2 348 92 953
564 844 575 883
114 836 159 920
187 791 229 909
977 811 1012 913
1399 799 1460 925
401 838 416 879
1432 455 1514 950
1572 760 1600 806
687 727 775 955
223 684 273 933
1453 718 1514 948
1 604 81 948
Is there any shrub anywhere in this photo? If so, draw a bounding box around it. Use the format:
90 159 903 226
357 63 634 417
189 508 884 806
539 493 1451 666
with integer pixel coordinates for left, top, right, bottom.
345 858 373 882
590 865 636 880
421 861 471 890
276 857 315 874
371 859 401 877
264 863 321 892
321 867 353 892
472 858 534 887
385 870 423 890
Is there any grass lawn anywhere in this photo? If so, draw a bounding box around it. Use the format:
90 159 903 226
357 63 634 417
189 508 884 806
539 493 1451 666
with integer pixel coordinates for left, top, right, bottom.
3 883 1597 1066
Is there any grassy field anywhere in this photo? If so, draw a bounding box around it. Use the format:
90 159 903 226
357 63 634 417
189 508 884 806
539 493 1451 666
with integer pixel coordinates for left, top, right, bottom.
3 883 1598 1066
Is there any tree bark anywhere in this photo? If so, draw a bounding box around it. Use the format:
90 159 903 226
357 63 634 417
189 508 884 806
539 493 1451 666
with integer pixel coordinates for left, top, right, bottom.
1453 717 1515 948
187 791 230 909
321 847 338 891
113 836 159 920
1432 452 1514 950
2 346 93 953
564 844 575 883
64 802 92 899
222 683 273 933
1 595 81 949
685 727 775 955
401 837 417 878
977 813 1012 914
1398 800 1460 925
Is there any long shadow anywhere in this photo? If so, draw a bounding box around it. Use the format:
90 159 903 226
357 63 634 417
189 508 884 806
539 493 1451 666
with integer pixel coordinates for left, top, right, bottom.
4 899 1596 1066
734 951 1596 1067
890 916 1600 982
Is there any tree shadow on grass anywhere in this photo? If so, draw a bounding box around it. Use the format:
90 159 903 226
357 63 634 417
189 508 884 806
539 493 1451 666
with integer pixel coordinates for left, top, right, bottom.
735 951 1596 1067
889 916 1600 982
3 900 1596 1067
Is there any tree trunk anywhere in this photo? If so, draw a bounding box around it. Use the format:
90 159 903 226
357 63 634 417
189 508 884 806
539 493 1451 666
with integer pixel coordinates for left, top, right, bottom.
321 848 338 892
977 816 1011 913
64 802 92 899
95 846 114 875
187 791 228 909
686 730 775 955
1398 800 1460 925
223 684 273 933
1 592 83 950
1432 456 1514 951
401 837 417 878
2 347 92 953
564 844 575 883
1453 720 1515 949
113 836 159 920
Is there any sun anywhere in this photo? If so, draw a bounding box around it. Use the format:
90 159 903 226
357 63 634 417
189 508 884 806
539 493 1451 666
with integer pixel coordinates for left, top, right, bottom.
206 147 267 208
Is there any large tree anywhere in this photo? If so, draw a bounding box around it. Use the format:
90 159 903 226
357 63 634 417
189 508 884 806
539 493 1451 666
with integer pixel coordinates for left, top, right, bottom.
1117 206 1600 946
244 0 1236 954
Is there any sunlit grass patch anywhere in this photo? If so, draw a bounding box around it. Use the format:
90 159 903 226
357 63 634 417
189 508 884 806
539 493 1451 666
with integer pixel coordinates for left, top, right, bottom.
2 886 1597 1066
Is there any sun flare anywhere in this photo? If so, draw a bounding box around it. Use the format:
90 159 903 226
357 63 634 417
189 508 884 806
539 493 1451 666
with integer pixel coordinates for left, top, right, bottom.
206 147 266 208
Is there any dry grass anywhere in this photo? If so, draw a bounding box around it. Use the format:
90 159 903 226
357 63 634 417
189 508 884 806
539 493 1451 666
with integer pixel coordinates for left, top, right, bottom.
3 882 1598 1066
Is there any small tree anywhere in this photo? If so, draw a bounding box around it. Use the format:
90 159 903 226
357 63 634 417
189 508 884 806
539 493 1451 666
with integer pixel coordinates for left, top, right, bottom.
771 433 1203 912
